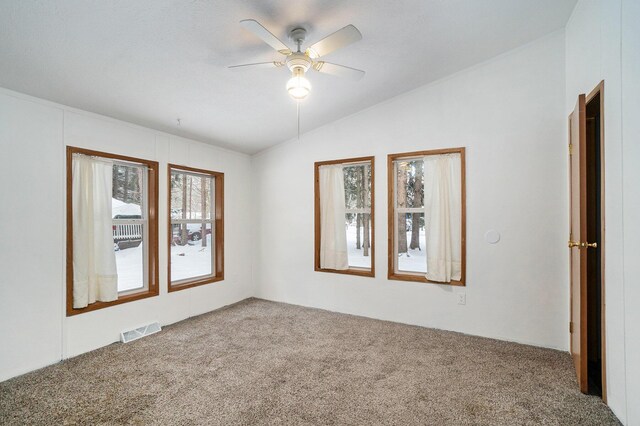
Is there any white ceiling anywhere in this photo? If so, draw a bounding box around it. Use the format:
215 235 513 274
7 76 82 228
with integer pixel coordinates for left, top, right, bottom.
0 0 577 154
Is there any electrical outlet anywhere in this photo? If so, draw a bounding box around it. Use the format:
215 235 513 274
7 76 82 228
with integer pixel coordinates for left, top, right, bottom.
457 292 466 305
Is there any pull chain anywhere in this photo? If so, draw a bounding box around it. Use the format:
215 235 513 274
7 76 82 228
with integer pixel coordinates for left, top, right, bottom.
297 101 300 140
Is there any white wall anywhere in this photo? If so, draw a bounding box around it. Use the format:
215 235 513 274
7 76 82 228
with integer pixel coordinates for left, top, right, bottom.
252 33 568 350
621 0 640 424
0 88 254 382
565 0 625 419
0 93 64 382
565 1 640 423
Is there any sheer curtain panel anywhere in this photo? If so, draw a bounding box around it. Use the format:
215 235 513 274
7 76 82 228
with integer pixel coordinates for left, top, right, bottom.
72 154 118 308
319 165 348 270
424 154 462 282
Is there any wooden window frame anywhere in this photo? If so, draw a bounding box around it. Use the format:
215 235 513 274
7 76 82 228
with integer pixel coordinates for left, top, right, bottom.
314 156 375 278
387 148 466 286
66 146 160 316
168 164 224 292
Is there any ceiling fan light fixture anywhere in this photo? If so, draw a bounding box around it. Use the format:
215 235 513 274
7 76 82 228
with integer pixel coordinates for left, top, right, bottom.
232 19 365 102
286 68 311 100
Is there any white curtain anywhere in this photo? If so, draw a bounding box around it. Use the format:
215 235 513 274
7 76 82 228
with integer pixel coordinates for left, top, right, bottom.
319 165 348 270
72 154 118 308
424 154 462 282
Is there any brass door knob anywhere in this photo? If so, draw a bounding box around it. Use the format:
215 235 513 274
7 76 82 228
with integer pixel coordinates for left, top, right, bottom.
581 242 598 249
568 240 580 248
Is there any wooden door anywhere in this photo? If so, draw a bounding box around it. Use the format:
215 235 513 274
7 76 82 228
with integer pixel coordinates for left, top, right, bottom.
569 94 588 392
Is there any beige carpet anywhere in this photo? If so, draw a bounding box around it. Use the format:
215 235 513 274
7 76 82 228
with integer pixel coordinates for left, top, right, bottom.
0 298 619 425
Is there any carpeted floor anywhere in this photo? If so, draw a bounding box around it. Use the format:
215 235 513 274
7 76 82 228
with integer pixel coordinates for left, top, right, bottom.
0 298 619 425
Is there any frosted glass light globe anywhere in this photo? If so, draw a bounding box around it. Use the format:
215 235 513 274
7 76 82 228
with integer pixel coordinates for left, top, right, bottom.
286 72 311 100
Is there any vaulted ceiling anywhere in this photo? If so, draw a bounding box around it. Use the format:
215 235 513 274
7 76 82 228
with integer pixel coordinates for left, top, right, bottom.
0 0 577 153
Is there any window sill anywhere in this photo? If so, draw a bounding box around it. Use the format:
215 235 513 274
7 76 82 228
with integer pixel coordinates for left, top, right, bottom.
66 288 159 316
388 272 465 286
315 267 374 278
168 275 224 292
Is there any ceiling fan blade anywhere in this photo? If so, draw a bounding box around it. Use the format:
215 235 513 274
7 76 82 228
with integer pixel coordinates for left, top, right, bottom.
228 61 285 69
240 19 292 55
313 61 365 80
306 25 362 59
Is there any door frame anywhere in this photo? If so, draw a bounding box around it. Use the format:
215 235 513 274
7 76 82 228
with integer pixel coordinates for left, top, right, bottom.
586 80 606 403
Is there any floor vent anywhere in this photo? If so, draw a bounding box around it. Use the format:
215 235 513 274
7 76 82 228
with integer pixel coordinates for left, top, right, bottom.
120 322 161 343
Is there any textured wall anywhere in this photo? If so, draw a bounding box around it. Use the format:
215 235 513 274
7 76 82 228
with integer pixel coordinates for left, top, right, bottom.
0 89 255 381
252 33 568 351
565 0 640 422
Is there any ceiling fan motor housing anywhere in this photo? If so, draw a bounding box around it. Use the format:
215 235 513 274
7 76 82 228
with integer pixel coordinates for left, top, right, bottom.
286 52 312 72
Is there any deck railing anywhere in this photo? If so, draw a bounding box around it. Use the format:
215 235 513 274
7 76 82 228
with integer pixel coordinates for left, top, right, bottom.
113 223 143 241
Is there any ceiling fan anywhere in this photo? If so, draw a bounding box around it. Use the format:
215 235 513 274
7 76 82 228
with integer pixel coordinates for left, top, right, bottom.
230 19 365 101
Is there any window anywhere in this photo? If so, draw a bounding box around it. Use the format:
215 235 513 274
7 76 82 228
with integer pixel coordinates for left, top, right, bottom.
388 148 465 285
168 165 224 291
314 156 375 277
66 147 159 316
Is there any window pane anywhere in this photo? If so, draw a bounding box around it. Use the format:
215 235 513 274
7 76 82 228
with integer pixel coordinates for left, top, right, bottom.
112 162 145 292
397 213 426 273
171 222 213 282
112 163 144 218
343 164 370 209
114 229 145 292
346 213 371 268
366 165 372 208
170 172 213 220
395 159 424 209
